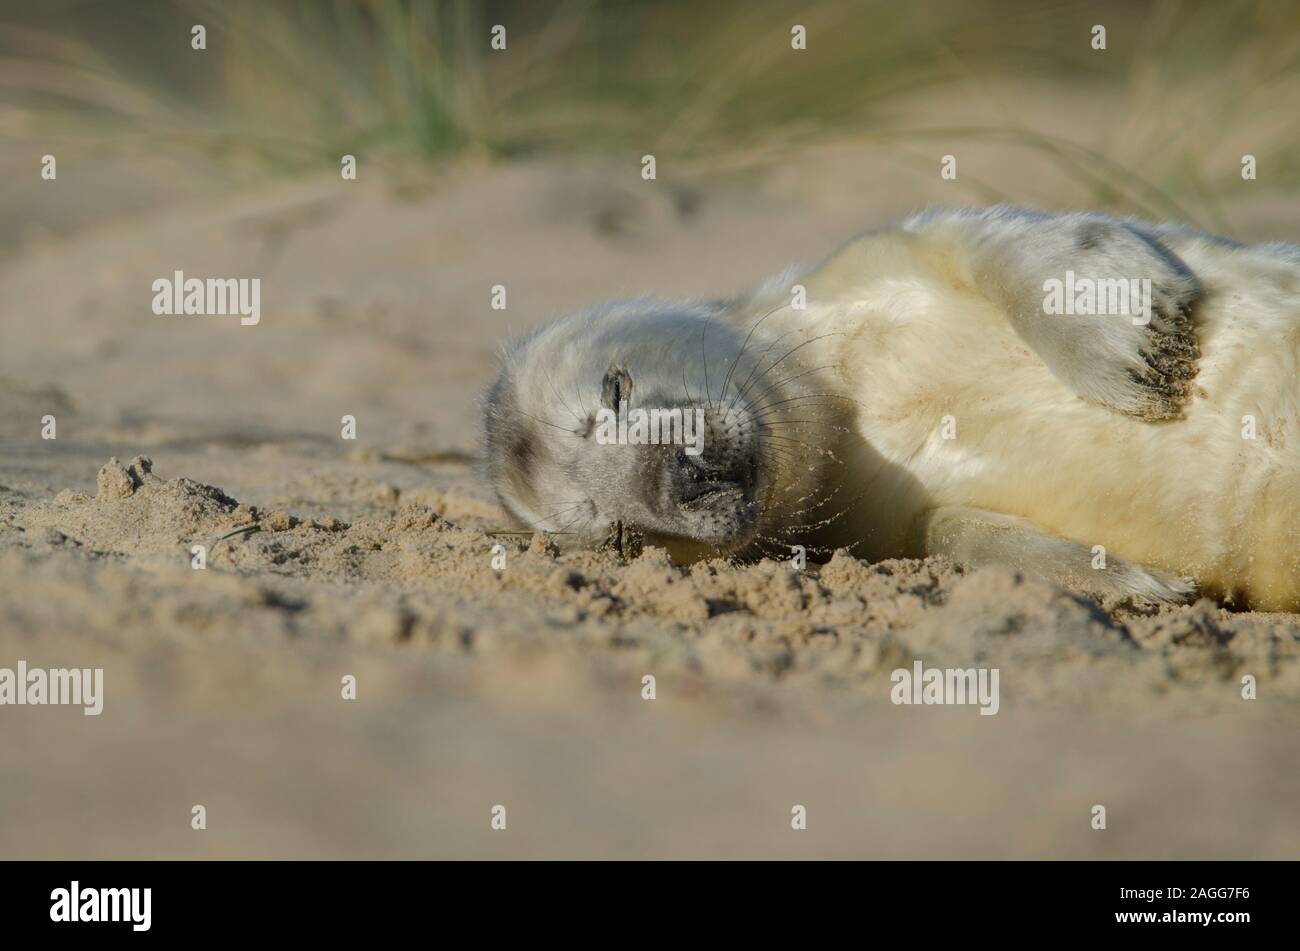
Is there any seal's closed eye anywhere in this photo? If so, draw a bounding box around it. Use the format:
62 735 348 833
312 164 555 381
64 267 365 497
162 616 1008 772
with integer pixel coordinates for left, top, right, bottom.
602 363 632 409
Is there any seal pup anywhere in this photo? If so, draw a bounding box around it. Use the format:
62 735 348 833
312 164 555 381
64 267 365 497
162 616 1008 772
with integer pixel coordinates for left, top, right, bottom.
482 207 1300 610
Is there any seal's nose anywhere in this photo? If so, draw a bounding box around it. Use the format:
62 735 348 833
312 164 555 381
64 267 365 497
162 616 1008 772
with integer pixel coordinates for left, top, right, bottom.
679 478 730 504
671 444 751 509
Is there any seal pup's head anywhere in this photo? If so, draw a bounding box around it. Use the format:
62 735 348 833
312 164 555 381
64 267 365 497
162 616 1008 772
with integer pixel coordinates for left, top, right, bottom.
483 297 832 559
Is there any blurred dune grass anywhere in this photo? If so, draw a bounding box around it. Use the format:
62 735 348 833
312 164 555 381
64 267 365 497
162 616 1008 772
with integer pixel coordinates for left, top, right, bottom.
0 0 1296 229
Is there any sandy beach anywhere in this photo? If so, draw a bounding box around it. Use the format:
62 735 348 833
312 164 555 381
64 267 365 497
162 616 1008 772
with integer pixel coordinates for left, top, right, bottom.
2 2 1298 857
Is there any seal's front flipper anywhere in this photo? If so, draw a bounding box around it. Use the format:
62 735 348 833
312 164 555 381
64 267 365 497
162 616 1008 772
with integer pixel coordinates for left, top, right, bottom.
905 207 1202 420
920 505 1196 607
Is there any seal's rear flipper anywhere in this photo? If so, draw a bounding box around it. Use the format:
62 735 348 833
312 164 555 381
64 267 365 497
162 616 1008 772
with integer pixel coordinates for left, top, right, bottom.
920 505 1196 607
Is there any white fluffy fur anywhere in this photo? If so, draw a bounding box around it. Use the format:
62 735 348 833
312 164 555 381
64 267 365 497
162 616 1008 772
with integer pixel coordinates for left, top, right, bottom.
729 213 1300 608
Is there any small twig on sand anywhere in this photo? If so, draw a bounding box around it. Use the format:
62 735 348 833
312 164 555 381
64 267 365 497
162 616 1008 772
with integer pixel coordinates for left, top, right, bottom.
210 523 262 561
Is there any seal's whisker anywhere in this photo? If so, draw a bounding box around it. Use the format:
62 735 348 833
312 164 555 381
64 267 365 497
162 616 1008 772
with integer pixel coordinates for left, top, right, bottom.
717 302 792 411
542 363 585 427
759 445 803 467
700 324 713 407
727 330 849 415
516 408 581 435
780 481 846 518
502 498 589 537
761 432 839 453
551 506 591 537
539 501 587 524
750 411 854 429
681 366 700 412
749 392 867 416
773 480 873 535
486 530 578 536
747 363 845 407
720 325 806 414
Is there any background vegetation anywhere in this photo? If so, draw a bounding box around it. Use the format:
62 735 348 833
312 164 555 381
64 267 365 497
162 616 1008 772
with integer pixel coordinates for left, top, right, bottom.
1 0 1296 230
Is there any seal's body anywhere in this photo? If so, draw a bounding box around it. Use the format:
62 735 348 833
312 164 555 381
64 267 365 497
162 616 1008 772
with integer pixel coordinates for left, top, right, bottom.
484 207 1300 609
